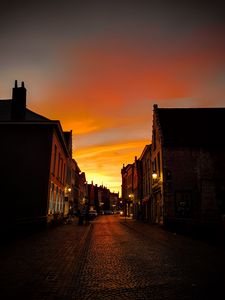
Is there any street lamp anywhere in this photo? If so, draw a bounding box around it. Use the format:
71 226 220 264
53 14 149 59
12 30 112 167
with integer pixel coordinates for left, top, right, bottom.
152 172 157 180
129 194 134 202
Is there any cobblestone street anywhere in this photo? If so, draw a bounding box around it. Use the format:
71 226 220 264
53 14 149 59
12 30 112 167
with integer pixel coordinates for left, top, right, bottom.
0 215 225 300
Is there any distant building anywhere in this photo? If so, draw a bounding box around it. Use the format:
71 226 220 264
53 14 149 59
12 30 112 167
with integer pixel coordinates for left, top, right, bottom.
152 104 225 233
121 151 151 220
87 182 98 211
99 186 110 211
60 131 74 218
72 159 81 212
139 144 152 222
133 156 142 219
78 172 88 212
0 81 72 237
109 191 119 212
121 163 134 217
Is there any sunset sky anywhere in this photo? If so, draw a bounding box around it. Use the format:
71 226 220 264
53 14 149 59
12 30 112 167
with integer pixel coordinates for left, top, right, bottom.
1 0 225 194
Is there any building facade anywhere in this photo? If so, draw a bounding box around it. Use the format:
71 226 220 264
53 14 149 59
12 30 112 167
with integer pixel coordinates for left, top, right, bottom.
78 172 88 212
109 192 119 212
121 104 225 235
152 104 225 233
121 163 134 217
0 81 72 237
139 145 152 222
133 157 142 219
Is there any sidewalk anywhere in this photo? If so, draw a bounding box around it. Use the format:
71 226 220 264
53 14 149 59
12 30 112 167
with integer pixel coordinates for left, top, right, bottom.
0 218 91 299
120 218 178 242
120 217 225 248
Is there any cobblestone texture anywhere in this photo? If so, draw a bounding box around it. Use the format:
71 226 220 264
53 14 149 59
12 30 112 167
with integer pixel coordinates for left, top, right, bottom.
0 216 225 299
0 220 90 300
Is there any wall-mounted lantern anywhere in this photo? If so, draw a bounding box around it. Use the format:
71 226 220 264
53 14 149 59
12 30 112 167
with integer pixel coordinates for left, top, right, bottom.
128 194 134 200
152 172 157 180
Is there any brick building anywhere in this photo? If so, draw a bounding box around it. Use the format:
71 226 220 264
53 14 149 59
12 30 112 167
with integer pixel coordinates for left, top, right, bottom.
121 163 134 217
139 144 152 222
109 191 119 212
152 104 225 233
72 159 81 212
0 81 72 237
133 156 142 219
78 171 88 212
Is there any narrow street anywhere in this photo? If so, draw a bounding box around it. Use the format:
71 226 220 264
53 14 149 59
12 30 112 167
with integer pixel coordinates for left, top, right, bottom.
0 215 225 300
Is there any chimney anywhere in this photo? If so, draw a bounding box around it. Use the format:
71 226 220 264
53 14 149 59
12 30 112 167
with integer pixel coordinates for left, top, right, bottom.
11 80 27 120
153 104 158 111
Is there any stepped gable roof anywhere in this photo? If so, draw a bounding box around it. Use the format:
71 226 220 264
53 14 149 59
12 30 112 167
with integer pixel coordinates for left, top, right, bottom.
156 107 225 147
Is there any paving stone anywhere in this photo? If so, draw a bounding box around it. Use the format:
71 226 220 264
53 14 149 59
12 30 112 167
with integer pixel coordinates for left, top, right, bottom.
0 216 225 299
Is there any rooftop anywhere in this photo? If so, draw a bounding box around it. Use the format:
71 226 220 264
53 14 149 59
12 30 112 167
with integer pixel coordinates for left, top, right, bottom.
155 107 225 147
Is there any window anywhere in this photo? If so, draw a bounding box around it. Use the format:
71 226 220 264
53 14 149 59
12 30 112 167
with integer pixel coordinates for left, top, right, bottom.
153 158 157 173
55 187 59 212
60 158 63 180
157 152 161 177
175 191 192 218
49 183 54 214
62 162 64 183
52 145 57 175
63 163 66 183
57 153 61 178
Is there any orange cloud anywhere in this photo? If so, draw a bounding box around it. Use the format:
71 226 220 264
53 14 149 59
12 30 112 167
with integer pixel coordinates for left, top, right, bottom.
41 29 225 118
27 24 225 192
74 139 149 194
